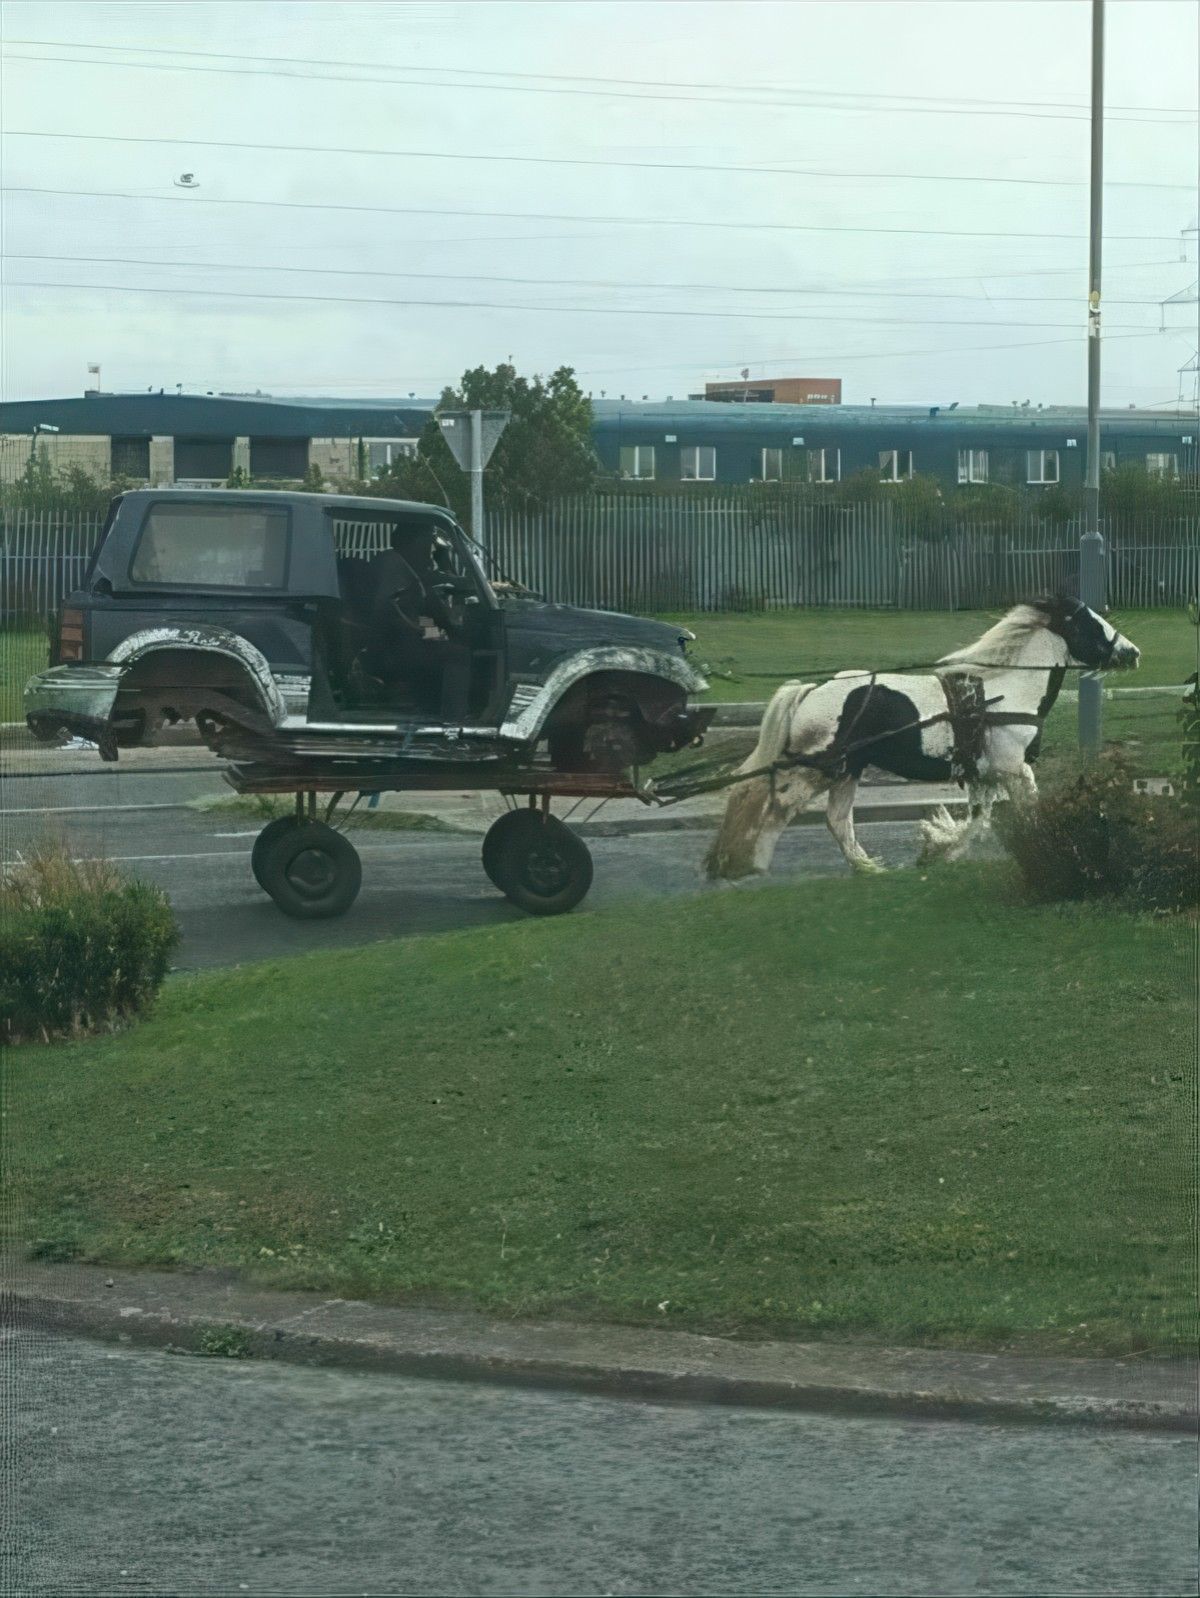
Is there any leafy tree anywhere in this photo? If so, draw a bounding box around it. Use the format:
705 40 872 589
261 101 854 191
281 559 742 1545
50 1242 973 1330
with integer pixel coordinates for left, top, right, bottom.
1 451 122 514
371 363 596 520
1101 462 1189 520
1179 603 1200 820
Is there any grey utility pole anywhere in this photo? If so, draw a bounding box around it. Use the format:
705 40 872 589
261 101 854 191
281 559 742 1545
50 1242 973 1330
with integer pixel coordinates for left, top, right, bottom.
435 409 510 545
469 409 485 546
1078 0 1106 756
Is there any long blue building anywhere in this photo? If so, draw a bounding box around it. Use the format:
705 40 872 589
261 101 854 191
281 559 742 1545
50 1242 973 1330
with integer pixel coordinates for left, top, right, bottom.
1 390 1195 493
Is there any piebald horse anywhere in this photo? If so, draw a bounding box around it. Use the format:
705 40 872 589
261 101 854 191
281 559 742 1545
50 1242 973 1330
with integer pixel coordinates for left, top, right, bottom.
704 598 1141 880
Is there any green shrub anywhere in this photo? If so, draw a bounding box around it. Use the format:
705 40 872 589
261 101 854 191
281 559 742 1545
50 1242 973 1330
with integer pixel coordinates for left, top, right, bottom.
0 848 178 1043
997 755 1199 913
1178 667 1199 818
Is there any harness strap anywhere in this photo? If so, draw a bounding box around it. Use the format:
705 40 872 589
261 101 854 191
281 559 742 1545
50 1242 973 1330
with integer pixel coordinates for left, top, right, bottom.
983 710 1045 727
654 685 1049 806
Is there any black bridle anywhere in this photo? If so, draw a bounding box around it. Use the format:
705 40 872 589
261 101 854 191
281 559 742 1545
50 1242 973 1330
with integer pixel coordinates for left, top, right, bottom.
1062 599 1119 669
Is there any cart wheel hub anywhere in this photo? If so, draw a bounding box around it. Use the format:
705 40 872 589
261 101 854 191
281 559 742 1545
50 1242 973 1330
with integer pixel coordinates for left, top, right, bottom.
286 847 337 898
523 842 571 895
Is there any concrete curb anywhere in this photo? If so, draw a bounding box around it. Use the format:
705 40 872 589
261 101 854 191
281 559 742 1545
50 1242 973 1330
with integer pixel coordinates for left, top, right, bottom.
8 1261 1195 1432
573 797 967 837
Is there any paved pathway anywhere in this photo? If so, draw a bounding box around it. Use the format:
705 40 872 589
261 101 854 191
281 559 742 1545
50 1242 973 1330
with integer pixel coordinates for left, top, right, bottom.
8 1330 1197 1597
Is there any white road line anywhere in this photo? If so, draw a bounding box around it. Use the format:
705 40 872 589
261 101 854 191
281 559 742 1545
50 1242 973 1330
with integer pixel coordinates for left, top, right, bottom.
0 802 190 817
47 849 252 865
1 839 464 868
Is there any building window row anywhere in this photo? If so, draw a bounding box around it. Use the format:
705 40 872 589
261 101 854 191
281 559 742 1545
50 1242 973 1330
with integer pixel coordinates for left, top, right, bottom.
681 445 716 481
619 444 656 479
366 439 417 474
879 450 913 483
619 442 1182 487
1026 449 1058 486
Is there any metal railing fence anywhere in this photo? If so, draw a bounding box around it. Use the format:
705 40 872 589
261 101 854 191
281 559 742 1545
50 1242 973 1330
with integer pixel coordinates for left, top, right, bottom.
3 500 1196 622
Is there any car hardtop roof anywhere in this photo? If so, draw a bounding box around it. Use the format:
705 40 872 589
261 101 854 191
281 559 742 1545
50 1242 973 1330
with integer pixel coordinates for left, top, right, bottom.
116 488 460 525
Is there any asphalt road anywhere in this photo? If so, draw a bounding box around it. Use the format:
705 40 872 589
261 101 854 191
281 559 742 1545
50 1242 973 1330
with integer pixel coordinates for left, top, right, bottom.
0 762 931 969
8 1329 1196 1598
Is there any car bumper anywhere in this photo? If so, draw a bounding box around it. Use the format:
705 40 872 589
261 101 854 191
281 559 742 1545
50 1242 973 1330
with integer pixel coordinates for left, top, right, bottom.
650 701 717 753
24 664 124 741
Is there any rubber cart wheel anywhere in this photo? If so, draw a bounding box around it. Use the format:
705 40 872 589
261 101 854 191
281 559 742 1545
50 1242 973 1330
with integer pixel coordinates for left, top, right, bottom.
481 809 539 890
495 813 593 917
258 821 362 920
251 815 301 890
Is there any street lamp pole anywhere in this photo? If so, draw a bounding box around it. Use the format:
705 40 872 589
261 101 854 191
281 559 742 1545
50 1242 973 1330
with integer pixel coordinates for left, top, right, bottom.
1079 0 1106 756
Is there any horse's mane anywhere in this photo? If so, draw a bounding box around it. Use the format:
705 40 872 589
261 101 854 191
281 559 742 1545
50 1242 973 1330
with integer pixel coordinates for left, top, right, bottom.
938 604 1054 670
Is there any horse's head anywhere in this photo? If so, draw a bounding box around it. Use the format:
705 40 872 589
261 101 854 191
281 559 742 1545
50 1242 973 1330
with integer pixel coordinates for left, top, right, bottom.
1034 597 1140 671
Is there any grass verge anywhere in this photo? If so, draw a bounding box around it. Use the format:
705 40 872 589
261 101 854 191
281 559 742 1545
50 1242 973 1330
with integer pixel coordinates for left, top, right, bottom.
188 793 471 833
1 628 48 723
662 607 1193 698
5 867 1192 1355
660 607 1194 774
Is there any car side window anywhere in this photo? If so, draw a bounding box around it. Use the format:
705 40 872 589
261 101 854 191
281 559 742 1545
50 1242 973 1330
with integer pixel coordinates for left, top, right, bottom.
131 503 290 588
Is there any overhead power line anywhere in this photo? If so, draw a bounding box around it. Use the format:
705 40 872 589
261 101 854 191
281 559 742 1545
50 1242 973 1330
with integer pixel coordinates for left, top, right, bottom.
5 127 1192 199
0 274 1166 332
5 186 1186 284
1 279 1165 373
5 37 1197 125
569 330 1167 379
1 250 1172 308
0 172 1179 245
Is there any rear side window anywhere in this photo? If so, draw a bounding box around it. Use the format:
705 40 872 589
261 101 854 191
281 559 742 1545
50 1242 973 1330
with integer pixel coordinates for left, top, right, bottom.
131 502 290 588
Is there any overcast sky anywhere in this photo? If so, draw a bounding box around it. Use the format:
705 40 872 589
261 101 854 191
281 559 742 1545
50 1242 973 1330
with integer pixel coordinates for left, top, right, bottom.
1 0 1197 408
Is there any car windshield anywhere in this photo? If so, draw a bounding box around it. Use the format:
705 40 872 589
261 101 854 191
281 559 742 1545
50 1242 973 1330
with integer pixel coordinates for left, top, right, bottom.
433 527 492 595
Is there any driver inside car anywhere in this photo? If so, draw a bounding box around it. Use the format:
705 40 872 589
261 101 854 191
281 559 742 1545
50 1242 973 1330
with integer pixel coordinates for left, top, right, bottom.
359 521 453 706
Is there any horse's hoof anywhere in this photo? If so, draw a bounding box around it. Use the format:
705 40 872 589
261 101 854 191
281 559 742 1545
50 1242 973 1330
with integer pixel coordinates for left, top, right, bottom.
704 867 761 887
852 858 887 875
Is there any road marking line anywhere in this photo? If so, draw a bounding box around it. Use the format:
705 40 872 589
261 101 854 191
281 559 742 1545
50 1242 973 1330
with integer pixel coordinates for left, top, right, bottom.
0 802 191 817
18 849 253 865
1 839 467 867
1 765 216 781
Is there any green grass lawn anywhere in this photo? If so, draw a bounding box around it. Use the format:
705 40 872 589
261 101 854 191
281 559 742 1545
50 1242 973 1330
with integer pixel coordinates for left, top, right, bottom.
7 867 1192 1356
0 628 48 723
659 608 1197 774
661 608 1195 698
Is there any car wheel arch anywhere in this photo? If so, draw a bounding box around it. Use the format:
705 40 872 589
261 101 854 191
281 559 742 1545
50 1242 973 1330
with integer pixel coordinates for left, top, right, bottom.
107 627 286 724
542 669 679 732
501 647 704 743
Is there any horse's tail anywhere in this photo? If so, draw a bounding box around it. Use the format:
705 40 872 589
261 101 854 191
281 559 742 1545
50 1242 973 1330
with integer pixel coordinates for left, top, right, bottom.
704 680 819 880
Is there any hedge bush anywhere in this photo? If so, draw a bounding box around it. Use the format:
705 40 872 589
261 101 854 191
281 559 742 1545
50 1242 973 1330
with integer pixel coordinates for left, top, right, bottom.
996 755 1198 913
0 849 178 1043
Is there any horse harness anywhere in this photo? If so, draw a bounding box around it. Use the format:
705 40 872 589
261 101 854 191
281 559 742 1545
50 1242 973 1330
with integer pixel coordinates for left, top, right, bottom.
933 672 1046 786
773 671 1045 789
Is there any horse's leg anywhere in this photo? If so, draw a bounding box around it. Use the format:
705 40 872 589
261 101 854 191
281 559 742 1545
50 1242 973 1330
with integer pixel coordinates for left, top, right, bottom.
956 783 999 859
1000 762 1038 809
919 799 969 863
754 772 827 873
824 774 884 873
704 769 825 880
